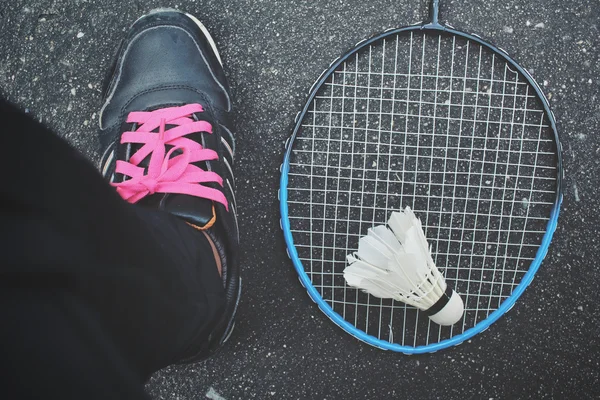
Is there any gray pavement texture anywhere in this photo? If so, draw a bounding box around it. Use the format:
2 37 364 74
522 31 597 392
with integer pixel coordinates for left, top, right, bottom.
1 0 599 399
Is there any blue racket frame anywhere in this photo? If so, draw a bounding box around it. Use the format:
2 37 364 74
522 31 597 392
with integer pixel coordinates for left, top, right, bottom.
279 0 563 353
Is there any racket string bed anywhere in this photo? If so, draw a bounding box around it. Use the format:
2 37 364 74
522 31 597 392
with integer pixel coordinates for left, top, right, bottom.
285 30 559 349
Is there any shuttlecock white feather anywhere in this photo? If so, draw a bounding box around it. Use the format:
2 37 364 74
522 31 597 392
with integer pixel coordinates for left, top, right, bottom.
343 206 464 326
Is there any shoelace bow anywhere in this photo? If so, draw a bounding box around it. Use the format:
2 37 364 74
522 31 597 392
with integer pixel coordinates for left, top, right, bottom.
111 104 228 210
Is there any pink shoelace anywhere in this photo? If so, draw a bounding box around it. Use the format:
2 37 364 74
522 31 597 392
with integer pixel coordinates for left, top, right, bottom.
111 104 228 210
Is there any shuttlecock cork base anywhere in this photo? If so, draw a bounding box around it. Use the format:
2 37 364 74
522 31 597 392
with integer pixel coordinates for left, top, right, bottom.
344 207 465 326
422 285 464 326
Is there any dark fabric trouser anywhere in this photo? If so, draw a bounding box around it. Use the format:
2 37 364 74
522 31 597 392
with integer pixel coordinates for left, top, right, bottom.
0 100 226 399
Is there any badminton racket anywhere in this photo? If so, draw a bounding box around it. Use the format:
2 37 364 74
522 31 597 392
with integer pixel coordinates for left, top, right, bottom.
279 0 563 353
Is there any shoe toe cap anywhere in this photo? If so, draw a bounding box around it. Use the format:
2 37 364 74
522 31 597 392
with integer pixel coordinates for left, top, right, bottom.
100 11 231 131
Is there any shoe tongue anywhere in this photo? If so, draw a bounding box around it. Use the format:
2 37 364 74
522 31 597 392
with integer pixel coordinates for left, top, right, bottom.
117 110 219 230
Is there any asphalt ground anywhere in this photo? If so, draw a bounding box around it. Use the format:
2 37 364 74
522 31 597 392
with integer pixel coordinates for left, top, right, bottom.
1 0 599 399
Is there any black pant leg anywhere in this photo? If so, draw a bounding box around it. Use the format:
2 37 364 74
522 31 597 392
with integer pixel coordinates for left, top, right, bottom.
0 100 225 395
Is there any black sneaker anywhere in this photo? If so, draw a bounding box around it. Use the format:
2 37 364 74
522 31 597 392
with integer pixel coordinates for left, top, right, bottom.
97 8 240 362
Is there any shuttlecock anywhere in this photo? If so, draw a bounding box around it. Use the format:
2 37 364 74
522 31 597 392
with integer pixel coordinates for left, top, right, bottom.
343 206 464 326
